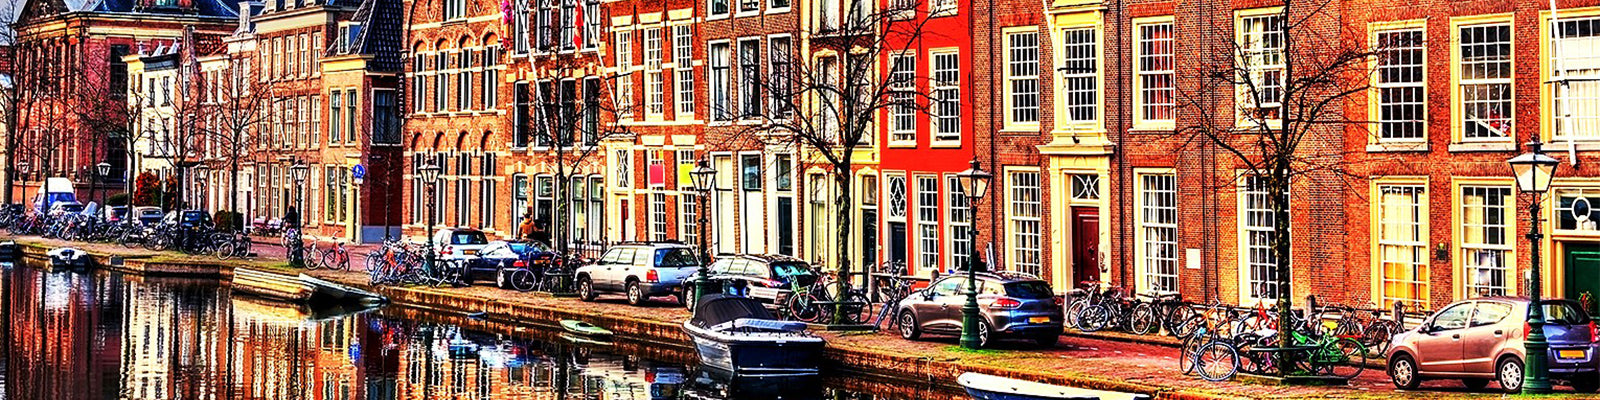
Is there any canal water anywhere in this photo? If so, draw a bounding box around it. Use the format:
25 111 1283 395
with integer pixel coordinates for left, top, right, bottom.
0 263 967 400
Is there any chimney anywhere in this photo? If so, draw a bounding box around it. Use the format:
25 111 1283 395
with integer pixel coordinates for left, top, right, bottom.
237 1 252 33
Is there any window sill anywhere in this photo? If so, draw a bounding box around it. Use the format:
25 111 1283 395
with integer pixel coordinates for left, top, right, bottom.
929 141 962 149
1546 141 1600 152
1127 128 1171 135
1447 142 1515 153
764 6 790 14
1366 142 1429 153
1131 122 1174 132
1001 124 1040 134
887 141 917 149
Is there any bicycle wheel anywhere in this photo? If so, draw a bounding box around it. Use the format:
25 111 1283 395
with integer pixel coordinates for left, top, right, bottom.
1195 342 1241 382
321 250 349 271
1179 335 1203 375
1129 303 1159 335
1362 321 1396 358
786 293 823 323
1065 301 1087 330
1324 337 1368 379
216 241 236 260
841 292 873 325
1077 304 1111 333
1167 304 1197 337
507 269 537 292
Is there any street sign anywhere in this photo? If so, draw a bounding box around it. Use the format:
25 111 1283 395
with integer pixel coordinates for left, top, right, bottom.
351 164 366 180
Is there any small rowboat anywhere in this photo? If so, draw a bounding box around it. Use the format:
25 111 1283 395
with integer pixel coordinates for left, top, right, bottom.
560 319 614 338
958 373 1150 400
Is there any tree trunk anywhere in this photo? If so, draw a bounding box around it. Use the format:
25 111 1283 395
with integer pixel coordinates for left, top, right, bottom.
831 161 854 325
1271 161 1293 377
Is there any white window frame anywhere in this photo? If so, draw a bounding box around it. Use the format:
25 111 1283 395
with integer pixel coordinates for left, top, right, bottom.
1453 19 1514 143
1239 174 1288 305
1057 26 1100 127
1372 25 1427 143
1133 17 1175 129
915 175 940 271
1003 28 1040 129
1456 184 1513 298
1007 170 1043 276
1236 9 1285 127
1136 171 1178 294
944 174 970 271
888 51 917 144
1373 180 1429 310
930 49 961 145
1547 14 1600 142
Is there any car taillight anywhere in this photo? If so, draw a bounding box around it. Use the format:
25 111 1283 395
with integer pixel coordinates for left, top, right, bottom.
513 260 527 268
1525 323 1532 339
991 298 1022 309
1052 296 1065 306
1590 322 1598 343
646 269 659 283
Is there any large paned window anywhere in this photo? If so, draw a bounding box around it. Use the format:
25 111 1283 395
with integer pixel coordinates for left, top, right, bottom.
945 175 970 270
674 25 695 117
709 42 731 121
1238 13 1284 123
1139 173 1178 293
1461 186 1511 297
1378 184 1428 309
889 52 916 142
1375 28 1425 141
769 37 793 119
916 175 939 271
1060 28 1098 124
738 39 762 118
1008 171 1042 276
651 193 668 242
1552 17 1600 141
1005 31 1039 125
1241 176 1283 302
680 193 698 244
931 50 960 142
1459 23 1513 140
1136 21 1174 124
645 28 664 115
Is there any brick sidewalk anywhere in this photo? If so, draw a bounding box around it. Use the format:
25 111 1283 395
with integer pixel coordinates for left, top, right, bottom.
8 233 1597 399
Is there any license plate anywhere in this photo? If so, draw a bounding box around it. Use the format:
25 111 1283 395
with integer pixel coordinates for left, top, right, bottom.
464 249 477 255
1558 349 1586 360
1028 316 1050 324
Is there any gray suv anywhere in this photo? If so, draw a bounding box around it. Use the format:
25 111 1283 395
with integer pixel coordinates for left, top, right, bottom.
895 271 1064 348
574 242 701 306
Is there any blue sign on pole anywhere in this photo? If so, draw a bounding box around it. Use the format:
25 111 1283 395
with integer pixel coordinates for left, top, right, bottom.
351 164 366 180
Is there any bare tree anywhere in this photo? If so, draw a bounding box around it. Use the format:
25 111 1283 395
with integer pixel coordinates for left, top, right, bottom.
196 54 276 227
521 50 634 255
726 0 947 323
1168 0 1393 373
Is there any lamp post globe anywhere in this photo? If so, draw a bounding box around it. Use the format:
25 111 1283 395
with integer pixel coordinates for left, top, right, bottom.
955 158 991 349
688 160 717 309
1508 140 1560 394
420 162 442 275
96 162 111 178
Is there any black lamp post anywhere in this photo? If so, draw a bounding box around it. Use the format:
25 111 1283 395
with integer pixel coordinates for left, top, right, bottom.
14 161 29 206
420 162 442 275
194 164 210 211
96 162 111 205
1508 139 1559 394
689 159 717 308
289 161 309 267
955 158 991 349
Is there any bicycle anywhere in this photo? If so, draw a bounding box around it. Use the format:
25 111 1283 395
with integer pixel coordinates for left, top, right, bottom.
319 241 352 271
785 272 872 325
870 261 914 331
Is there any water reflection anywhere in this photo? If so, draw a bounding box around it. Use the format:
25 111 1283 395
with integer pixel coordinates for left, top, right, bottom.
0 264 962 400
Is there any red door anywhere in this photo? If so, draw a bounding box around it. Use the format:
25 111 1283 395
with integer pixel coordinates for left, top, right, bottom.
1071 207 1100 284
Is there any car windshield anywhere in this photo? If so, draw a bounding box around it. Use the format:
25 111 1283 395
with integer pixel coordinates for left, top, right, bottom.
772 262 814 280
450 231 488 245
1004 281 1055 299
1543 301 1591 325
109 208 128 218
60 205 84 213
655 248 699 268
182 212 208 222
512 241 552 253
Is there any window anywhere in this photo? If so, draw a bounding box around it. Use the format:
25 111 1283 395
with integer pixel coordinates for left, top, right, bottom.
583 78 599 145
560 0 576 51
1238 13 1284 123
1071 174 1099 200
740 154 761 191
1377 184 1428 309
1461 186 1511 297
584 0 600 49
613 149 631 188
1556 188 1600 233
946 175 970 269
434 52 448 112
456 155 472 225
889 52 916 142
711 0 728 17
738 39 761 118
480 153 497 228
769 36 792 118
1552 17 1600 141
412 52 427 112
930 0 954 16
444 0 464 20
325 166 337 221
680 193 698 244
931 50 960 142
484 46 501 108
345 90 358 142
1008 171 1042 276
739 0 757 14
886 174 907 219
459 50 474 111
514 82 532 147
645 28 664 115
1375 28 1425 141
1459 23 1513 140
1136 21 1174 124
330 90 343 142
514 0 530 52
674 25 695 117
774 154 792 190
1005 31 1039 125
916 175 939 271
1060 28 1098 124
651 193 669 241
770 0 787 11
615 31 634 69
709 41 731 121
1241 176 1283 302
1135 174 1177 293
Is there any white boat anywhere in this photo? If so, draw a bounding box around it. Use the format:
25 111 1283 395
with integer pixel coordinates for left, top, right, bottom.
681 294 825 375
958 373 1150 400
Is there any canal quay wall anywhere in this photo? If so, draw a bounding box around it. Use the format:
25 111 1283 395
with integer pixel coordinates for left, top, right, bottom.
9 238 1236 400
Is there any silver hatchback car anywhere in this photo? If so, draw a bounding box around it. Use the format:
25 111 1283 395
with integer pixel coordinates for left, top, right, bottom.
1386 297 1599 393
895 271 1064 348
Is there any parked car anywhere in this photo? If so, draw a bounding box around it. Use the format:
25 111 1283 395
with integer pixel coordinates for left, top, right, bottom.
895 271 1064 348
1386 297 1598 393
687 254 818 309
46 201 85 217
134 206 164 225
574 242 700 306
103 206 129 223
431 228 490 261
463 240 557 287
162 210 214 230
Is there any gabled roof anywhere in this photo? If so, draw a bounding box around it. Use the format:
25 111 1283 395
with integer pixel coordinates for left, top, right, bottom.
323 0 400 71
20 0 238 26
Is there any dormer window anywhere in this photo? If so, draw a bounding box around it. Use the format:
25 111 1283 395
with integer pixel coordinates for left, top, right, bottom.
339 24 362 53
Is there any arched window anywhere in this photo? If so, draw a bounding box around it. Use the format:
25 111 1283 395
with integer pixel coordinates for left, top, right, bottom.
412 42 428 112
458 37 474 110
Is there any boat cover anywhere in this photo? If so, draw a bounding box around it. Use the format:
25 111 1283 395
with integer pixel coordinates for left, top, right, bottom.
710 318 807 332
693 294 775 327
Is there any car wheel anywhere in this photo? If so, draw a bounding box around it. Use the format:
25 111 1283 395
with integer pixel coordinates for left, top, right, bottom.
976 320 993 348
1034 332 1060 348
897 311 921 340
1462 378 1489 391
496 269 507 288
577 277 596 301
1389 354 1421 390
626 281 644 306
1496 356 1524 393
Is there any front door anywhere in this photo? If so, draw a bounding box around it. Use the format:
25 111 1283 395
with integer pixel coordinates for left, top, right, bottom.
1071 207 1101 284
619 198 633 241
1564 243 1600 313
888 222 907 269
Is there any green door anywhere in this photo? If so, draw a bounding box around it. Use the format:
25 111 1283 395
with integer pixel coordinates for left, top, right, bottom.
1563 243 1600 314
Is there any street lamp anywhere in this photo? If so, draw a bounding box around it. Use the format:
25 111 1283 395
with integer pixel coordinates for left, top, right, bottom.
1509 139 1560 394
689 159 717 307
955 157 992 349
194 164 210 211
420 162 442 276
289 161 309 267
95 161 111 208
